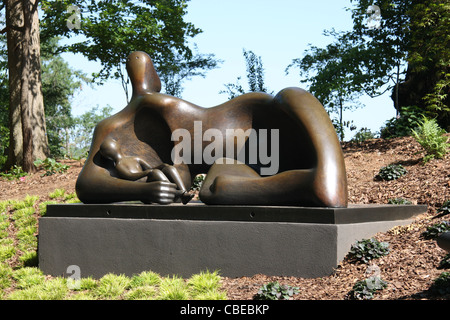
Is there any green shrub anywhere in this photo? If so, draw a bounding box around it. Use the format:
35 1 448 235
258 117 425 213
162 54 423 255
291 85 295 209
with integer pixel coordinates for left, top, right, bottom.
412 117 449 163
34 158 70 176
439 253 450 269
430 272 450 295
437 200 450 217
253 281 299 300
422 221 450 239
351 128 377 144
0 165 28 180
380 106 423 139
346 277 388 300
348 238 390 263
375 164 407 181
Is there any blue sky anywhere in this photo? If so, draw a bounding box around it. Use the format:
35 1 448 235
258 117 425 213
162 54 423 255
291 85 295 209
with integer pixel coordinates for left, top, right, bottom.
65 0 396 140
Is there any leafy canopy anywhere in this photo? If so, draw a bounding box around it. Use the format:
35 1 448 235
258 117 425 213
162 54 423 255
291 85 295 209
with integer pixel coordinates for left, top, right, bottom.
40 0 219 99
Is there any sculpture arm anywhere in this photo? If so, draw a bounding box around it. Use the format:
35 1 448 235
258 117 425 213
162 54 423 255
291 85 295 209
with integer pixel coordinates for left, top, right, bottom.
199 166 317 206
75 116 181 204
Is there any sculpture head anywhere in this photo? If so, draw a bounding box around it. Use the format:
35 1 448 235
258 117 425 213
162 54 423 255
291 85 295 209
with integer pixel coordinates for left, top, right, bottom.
99 137 122 162
126 51 161 96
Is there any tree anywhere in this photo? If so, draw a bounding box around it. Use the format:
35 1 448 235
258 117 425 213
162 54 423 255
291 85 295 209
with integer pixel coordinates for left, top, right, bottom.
39 0 219 101
286 34 362 141
40 37 90 158
69 105 113 159
401 0 449 130
220 49 272 100
2 0 49 172
287 0 449 133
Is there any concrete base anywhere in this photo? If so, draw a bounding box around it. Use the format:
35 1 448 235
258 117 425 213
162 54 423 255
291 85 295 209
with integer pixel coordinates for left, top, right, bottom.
38 203 427 279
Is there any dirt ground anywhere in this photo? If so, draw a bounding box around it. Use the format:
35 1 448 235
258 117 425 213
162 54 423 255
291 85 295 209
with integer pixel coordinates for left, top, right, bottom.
0 135 449 300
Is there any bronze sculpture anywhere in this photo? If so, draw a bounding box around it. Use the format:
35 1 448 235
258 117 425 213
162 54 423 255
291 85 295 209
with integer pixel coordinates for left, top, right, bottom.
75 51 348 207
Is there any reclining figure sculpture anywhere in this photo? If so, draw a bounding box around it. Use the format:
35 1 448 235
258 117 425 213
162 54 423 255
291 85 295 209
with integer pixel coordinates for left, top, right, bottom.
75 51 348 207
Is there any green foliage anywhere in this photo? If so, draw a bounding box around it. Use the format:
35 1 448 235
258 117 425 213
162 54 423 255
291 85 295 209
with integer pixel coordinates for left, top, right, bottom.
437 200 450 217
191 174 205 191
439 254 450 269
407 0 450 128
253 281 299 300
430 272 450 295
375 164 407 181
351 127 377 144
158 275 190 300
286 32 364 142
346 277 388 300
94 273 131 299
49 188 66 199
188 270 221 296
388 198 412 205
0 245 16 263
220 49 272 100
34 158 70 176
348 238 390 263
0 165 28 180
412 117 449 163
70 105 113 158
40 0 219 100
422 221 450 240
12 267 45 289
380 106 424 139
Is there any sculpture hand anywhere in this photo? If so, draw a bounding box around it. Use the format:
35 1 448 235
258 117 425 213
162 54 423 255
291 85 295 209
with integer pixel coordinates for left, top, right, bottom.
142 180 180 204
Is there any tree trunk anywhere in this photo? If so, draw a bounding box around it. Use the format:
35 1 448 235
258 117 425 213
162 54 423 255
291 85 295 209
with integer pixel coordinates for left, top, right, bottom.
5 0 49 172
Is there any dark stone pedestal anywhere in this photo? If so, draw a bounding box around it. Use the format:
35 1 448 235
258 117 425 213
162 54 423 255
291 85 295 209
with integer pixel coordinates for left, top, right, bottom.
38 202 427 279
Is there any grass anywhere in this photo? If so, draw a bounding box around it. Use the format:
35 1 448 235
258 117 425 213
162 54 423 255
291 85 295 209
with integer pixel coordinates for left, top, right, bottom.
0 191 227 300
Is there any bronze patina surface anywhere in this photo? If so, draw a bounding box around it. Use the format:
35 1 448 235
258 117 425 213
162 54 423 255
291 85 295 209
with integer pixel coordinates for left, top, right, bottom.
75 51 348 207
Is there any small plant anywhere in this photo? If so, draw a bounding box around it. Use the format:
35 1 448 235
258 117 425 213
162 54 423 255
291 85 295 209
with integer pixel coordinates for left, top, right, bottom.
0 165 28 180
351 128 377 144
380 105 423 139
436 200 450 218
375 164 407 181
94 273 131 299
129 270 161 288
191 174 206 191
430 271 450 296
188 270 221 296
12 267 45 289
49 188 66 199
346 277 388 300
387 198 412 205
412 117 449 163
422 221 450 239
348 238 390 263
439 253 450 269
34 158 70 176
158 275 190 300
253 281 299 300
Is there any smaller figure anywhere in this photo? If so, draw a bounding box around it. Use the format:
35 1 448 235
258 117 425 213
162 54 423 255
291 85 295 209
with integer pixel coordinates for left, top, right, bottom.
99 137 194 204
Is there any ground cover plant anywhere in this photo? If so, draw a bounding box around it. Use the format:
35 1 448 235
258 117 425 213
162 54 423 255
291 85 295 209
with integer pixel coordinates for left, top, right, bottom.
0 191 226 300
